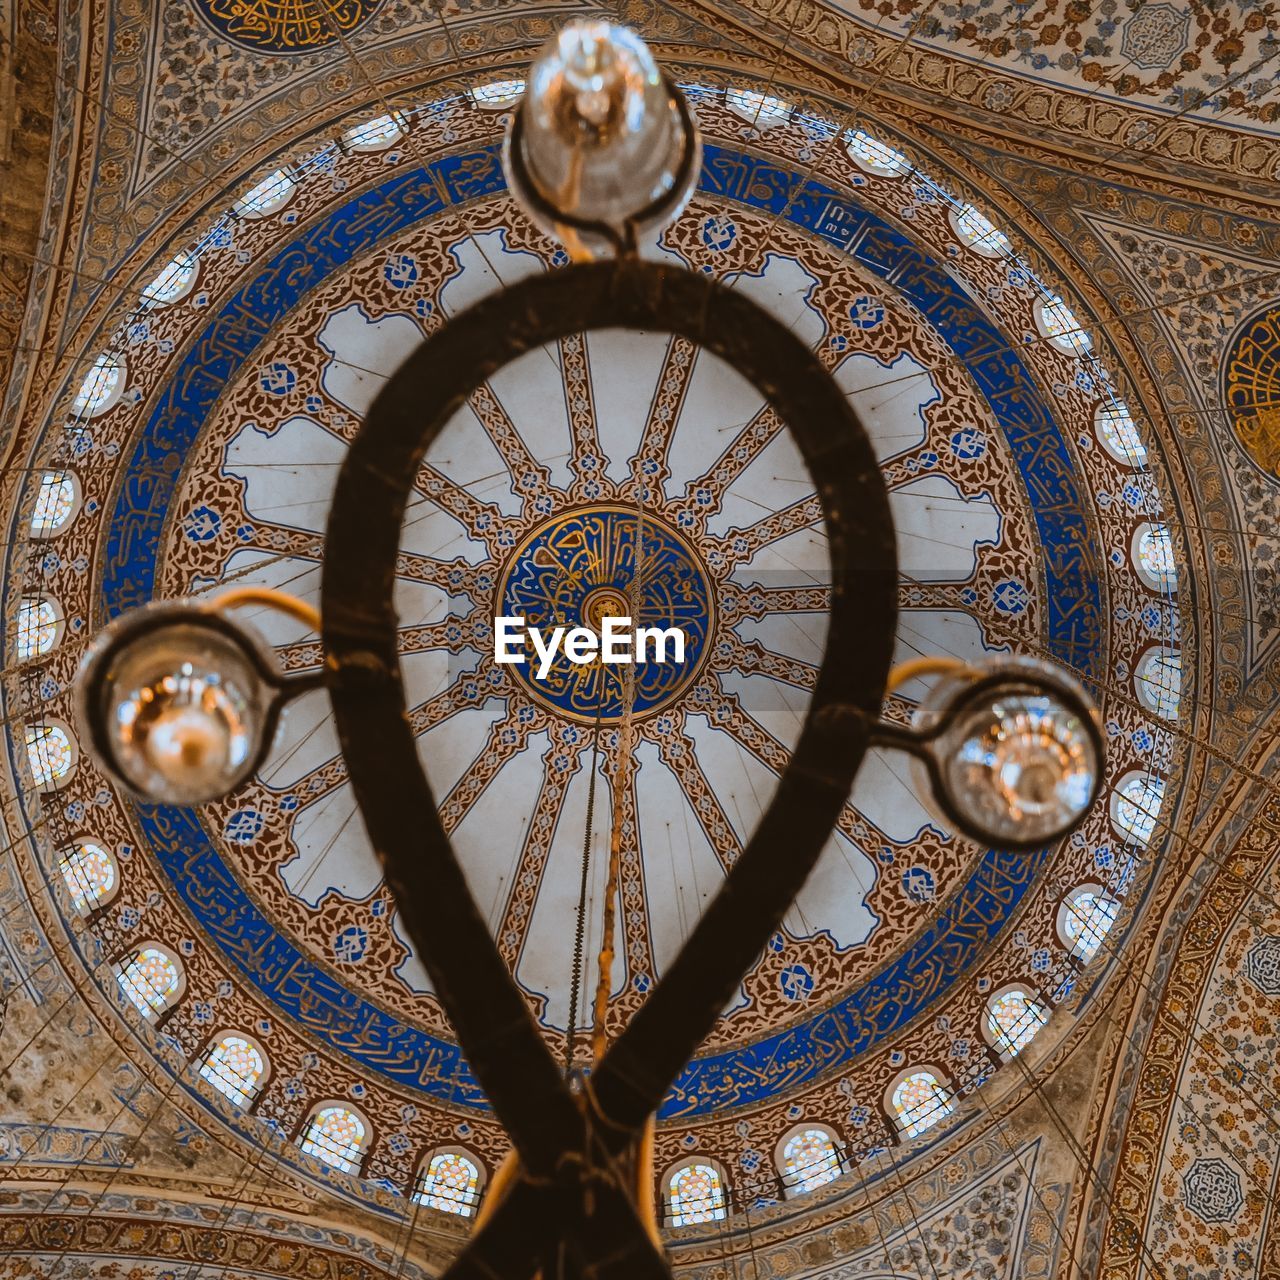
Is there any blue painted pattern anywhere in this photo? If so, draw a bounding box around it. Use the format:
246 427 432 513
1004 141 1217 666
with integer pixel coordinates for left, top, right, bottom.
102 142 1102 1117
193 0 384 53
499 506 712 722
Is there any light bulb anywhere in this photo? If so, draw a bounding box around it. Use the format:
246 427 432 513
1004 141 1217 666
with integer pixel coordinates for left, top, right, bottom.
913 658 1102 849
77 606 278 804
504 20 699 250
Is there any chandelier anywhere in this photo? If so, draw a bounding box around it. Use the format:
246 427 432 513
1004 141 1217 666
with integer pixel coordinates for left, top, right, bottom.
73 20 1103 1278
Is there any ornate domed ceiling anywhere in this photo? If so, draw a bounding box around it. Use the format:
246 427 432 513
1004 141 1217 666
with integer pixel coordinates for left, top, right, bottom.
4 74 1186 1197
3 2 1278 1278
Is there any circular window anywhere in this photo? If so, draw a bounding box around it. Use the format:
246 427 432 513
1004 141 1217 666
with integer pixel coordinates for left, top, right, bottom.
984 985 1049 1059
1132 522 1177 593
1094 399 1148 466
58 841 119 915
233 169 297 219
846 129 911 177
1111 770 1164 847
1134 647 1181 720
24 720 77 790
949 203 1011 258
343 112 406 152
1057 883 1121 964
16 594 64 660
71 353 126 419
29 470 81 537
142 250 199 306
1035 295 1092 355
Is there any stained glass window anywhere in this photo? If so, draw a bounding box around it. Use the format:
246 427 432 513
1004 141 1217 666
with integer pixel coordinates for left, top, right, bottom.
31 471 79 536
781 1127 841 1195
117 946 182 1018
471 79 525 109
25 723 75 789
343 112 405 150
846 129 910 177
72 353 124 418
299 1105 367 1173
200 1034 266 1106
1095 400 1147 466
668 1161 727 1226
16 596 61 660
233 169 296 218
951 203 1011 258
1135 648 1181 720
1060 887 1120 964
142 250 198 305
1037 296 1093 354
59 842 117 914
1133 522 1177 592
890 1070 954 1138
726 88 791 126
1113 771 1164 846
414 1150 482 1216
986 988 1049 1057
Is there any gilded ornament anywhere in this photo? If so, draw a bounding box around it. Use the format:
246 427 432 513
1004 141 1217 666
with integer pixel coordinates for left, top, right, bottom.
1224 304 1280 480
194 0 384 52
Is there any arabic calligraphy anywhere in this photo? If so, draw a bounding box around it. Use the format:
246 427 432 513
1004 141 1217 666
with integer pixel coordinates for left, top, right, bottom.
1225 304 1280 480
197 0 383 51
499 506 713 722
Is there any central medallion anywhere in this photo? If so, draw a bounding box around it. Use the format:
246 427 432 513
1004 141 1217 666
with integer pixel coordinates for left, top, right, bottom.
498 505 713 723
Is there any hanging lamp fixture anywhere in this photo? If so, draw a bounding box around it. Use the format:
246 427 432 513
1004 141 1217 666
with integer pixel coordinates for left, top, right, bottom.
73 21 1103 1278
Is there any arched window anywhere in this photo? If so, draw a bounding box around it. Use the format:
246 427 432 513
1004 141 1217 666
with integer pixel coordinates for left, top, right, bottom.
949 203 1010 258
58 842 118 914
298 1103 369 1173
1134 648 1181 720
413 1147 484 1216
25 721 76 789
471 79 525 109
778 1125 842 1195
233 169 296 218
116 945 184 1019
726 87 791 127
200 1033 268 1106
1058 885 1121 964
1035 295 1092 355
1112 770 1164 846
142 250 199 306
985 987 1049 1059
1132 522 1177 592
666 1159 728 1226
30 470 80 536
71 353 125 418
1095 400 1147 466
342 112 406 151
846 129 910 177
888 1068 954 1138
16 595 63 660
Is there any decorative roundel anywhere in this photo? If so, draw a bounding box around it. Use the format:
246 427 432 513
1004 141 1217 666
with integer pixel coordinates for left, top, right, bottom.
8 84 1183 1201
192 0 386 51
1223 302 1280 481
499 506 713 722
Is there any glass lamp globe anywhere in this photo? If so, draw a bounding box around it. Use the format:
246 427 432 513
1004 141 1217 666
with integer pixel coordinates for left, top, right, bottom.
76 605 279 805
504 20 700 251
913 658 1103 849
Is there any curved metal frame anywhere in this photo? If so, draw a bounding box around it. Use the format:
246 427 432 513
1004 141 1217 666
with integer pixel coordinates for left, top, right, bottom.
320 258 897 1279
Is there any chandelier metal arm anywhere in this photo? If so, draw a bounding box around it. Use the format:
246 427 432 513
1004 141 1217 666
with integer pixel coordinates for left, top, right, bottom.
455 1172 673 1280
321 259 896 1270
